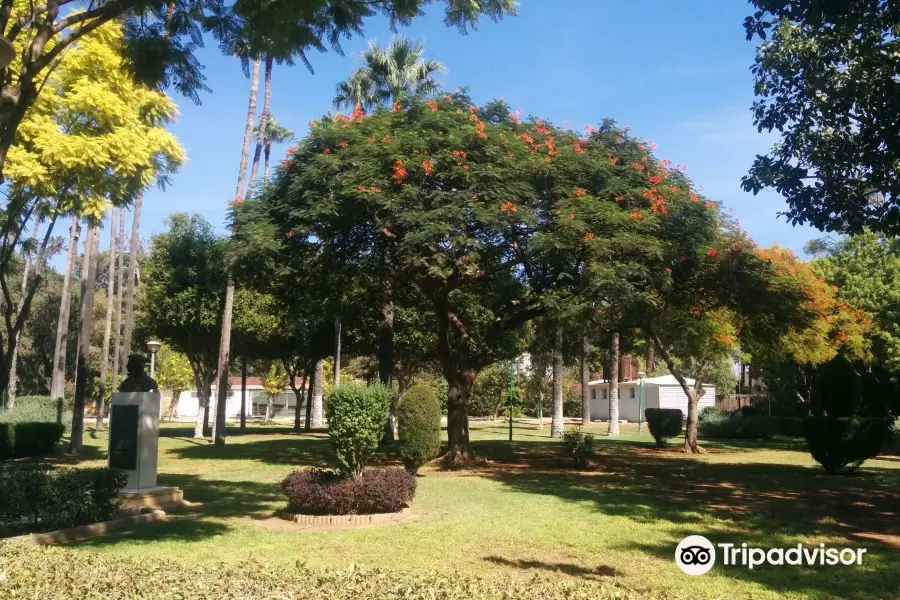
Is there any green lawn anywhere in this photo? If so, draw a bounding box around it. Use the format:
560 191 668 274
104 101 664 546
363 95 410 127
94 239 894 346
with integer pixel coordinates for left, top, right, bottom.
42 420 900 600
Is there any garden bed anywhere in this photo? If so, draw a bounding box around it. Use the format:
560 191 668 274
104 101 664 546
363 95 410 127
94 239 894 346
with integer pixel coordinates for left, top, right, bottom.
279 507 415 528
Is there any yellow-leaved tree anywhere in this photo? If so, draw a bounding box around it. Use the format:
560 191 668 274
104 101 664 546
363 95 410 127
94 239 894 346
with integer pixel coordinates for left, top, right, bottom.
0 17 185 453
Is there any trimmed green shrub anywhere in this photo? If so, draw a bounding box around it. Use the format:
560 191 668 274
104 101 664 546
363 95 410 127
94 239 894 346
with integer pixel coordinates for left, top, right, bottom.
0 464 127 533
803 416 892 474
326 383 392 477
397 384 442 474
561 429 594 468
281 467 415 515
0 541 666 600
699 406 718 421
698 412 775 439
0 422 64 460
775 416 804 437
644 408 683 447
0 396 71 433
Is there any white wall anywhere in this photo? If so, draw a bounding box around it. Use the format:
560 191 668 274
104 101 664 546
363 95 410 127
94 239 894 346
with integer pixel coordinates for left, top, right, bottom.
657 384 716 414
587 383 712 422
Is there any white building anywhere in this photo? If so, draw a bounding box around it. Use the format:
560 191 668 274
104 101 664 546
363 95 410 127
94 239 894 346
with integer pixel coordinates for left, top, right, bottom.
165 377 307 421
587 375 715 422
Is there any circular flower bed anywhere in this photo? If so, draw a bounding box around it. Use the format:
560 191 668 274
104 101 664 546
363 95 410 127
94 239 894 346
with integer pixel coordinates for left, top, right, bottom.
281 467 416 516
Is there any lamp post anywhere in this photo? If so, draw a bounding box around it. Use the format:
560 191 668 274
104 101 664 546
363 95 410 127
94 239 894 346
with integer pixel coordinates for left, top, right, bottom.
147 340 161 378
637 371 646 434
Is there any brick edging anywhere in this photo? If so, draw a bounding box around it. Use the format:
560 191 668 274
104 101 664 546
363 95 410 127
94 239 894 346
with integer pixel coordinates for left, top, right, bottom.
9 509 168 545
281 507 411 526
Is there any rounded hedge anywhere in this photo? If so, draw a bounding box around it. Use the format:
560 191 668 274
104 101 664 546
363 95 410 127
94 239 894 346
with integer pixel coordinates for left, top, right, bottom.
803 416 892 474
644 408 683 447
397 384 442 473
281 467 415 515
326 383 393 477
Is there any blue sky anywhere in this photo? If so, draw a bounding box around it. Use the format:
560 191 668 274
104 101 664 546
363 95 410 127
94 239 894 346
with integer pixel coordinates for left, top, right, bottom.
70 0 821 265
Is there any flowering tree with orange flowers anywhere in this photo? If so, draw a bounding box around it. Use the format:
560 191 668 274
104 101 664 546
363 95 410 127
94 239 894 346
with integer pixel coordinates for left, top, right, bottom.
237 90 709 462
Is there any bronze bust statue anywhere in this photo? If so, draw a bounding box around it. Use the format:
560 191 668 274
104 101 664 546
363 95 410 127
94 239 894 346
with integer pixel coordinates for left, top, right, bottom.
119 354 159 392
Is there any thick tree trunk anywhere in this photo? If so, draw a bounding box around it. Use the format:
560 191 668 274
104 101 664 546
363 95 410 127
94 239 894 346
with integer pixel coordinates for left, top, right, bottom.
608 332 620 435
263 141 271 183
235 58 261 201
379 239 394 386
444 375 475 463
581 331 591 426
94 208 118 434
110 209 126 393
166 390 181 420
213 277 235 447
305 365 315 432
333 316 341 387
240 355 247 431
551 325 564 438
8 225 39 407
194 383 209 439
683 388 702 453
121 191 143 371
51 220 80 399
311 358 324 428
244 55 271 200
265 395 273 422
70 225 99 453
292 371 308 432
645 342 655 374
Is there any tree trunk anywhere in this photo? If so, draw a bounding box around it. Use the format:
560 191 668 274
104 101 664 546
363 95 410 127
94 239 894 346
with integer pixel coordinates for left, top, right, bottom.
239 355 247 431
235 57 261 201
194 380 211 439
333 316 341 387
265 395 273 422
8 224 39 407
551 325 564 438
166 390 181 420
608 332 620 435
110 209 126 394
263 141 271 183
581 331 590 426
94 208 118 434
645 342 655 374
311 358 324 428
379 238 394 386
305 365 315 432
683 388 702 452
444 374 475 463
51 220 80 399
244 55 272 200
121 191 143 372
292 370 308 432
213 277 234 447
70 224 99 453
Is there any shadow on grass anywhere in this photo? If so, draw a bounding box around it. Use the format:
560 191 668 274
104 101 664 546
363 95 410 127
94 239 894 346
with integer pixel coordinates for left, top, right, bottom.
484 556 623 580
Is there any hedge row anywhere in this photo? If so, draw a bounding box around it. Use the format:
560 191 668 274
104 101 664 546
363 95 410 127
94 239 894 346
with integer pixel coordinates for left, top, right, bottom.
698 412 776 439
0 464 127 533
0 422 64 460
0 396 72 434
0 542 673 600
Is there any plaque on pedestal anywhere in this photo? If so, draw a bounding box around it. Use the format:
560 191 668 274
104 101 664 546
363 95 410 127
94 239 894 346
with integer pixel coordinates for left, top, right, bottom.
108 392 160 490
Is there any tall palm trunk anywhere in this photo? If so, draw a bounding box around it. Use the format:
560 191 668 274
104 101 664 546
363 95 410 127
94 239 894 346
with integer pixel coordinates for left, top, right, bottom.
110 209 126 393
305 365 315 432
50 220 80 398
121 191 143 372
551 325 564 438
311 358 324 428
581 331 591 426
94 208 117 434
333 316 341 386
239 354 247 431
234 57 260 201
7 225 39 407
70 224 99 453
263 140 271 183
608 332 620 435
213 279 234 447
244 54 272 200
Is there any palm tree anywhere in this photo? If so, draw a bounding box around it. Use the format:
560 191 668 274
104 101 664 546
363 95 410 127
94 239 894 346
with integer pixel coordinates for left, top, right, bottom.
259 116 293 182
333 36 445 111
50 219 80 398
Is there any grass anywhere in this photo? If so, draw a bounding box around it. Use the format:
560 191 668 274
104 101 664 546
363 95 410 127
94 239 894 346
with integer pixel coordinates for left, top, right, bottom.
35 420 900 600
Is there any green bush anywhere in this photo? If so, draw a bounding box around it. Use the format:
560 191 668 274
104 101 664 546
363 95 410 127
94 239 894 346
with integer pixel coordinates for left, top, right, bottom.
0 541 663 600
0 422 65 460
644 408 682 447
698 412 775 439
0 464 127 533
0 396 71 433
281 467 416 515
775 416 804 437
561 429 594 468
803 416 892 474
326 383 392 477
699 406 718 421
397 384 442 474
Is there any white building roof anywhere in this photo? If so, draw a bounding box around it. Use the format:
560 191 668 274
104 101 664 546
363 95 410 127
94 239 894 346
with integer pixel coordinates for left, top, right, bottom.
587 374 713 387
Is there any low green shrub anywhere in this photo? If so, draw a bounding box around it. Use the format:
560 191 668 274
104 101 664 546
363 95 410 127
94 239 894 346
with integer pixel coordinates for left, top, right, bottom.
326 383 392 477
0 396 71 434
397 384 442 474
803 416 892 474
0 541 661 600
0 422 64 460
281 467 415 515
775 416 804 437
698 406 718 421
0 464 127 533
561 429 594 468
698 412 775 439
644 408 682 447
